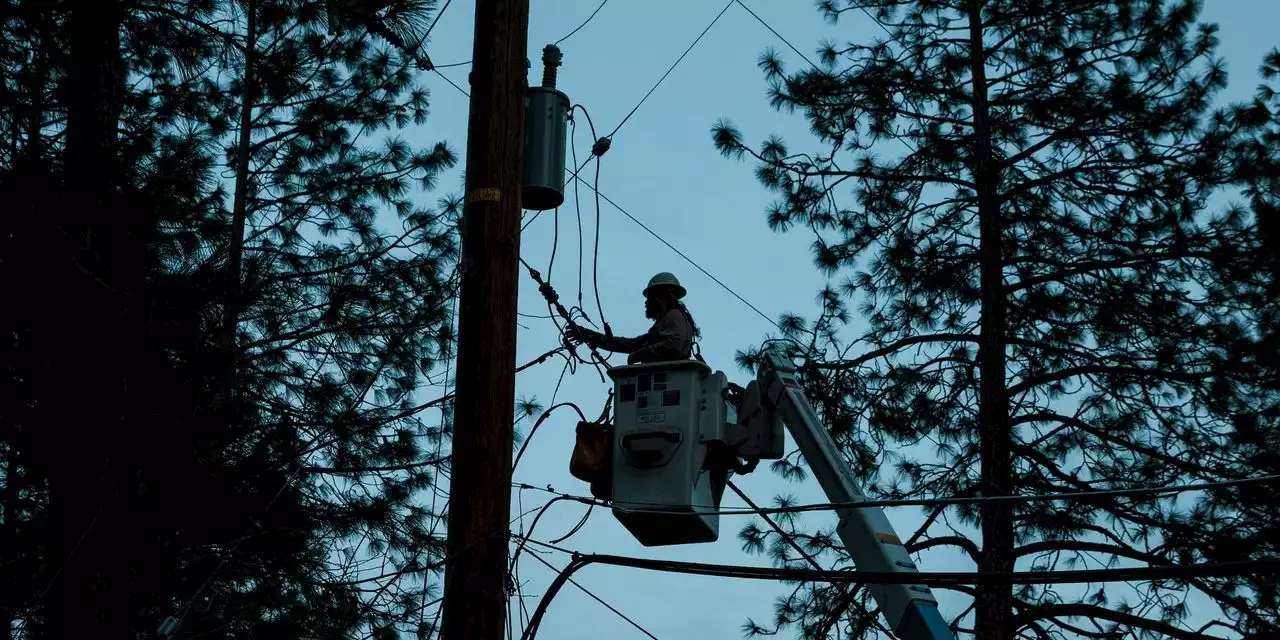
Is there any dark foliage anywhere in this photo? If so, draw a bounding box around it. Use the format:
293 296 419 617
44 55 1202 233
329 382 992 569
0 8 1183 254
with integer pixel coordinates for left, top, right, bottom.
3 0 459 638
715 1 1278 638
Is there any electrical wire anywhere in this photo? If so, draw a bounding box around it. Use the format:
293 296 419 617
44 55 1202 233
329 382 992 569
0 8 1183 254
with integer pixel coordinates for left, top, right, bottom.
418 0 472 102
519 542 1280 640
433 3 823 338
569 117 587 310
508 496 578 580
423 0 453 42
569 172 781 331
547 205 559 279
421 270 460 637
433 68 469 98
728 476 911 635
855 3 900 40
726 480 823 571
608 0 734 139
34 506 104 602
512 400 586 474
166 266 471 636
549 503 593 545
519 257 612 377
589 156 608 333
543 0 733 201
733 0 819 70
518 473 1280 518
554 0 611 46
569 105 603 330
519 548 660 640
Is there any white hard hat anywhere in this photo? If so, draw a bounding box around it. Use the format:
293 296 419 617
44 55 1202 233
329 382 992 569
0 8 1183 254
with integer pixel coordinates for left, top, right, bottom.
644 272 686 299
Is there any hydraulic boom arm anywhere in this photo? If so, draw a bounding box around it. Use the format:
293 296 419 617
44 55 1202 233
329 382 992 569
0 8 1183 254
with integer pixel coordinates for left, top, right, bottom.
753 353 955 640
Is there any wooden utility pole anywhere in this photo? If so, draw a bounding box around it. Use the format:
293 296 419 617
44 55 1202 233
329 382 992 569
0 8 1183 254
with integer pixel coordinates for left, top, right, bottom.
438 0 529 639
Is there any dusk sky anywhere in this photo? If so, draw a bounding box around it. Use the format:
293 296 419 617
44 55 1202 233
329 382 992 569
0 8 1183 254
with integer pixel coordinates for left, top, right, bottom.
407 2 1279 637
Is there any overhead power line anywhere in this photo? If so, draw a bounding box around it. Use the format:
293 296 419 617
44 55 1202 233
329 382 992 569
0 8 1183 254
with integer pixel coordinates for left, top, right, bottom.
433 68 469 97
520 473 1280 517
733 0 819 70
551 0 736 206
569 172 782 331
554 0 611 45
519 541 1280 640
608 0 734 138
520 548 660 640
727 480 823 571
422 0 453 42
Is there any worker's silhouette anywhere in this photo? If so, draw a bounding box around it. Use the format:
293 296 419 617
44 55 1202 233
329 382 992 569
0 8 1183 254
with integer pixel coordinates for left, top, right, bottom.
566 272 699 364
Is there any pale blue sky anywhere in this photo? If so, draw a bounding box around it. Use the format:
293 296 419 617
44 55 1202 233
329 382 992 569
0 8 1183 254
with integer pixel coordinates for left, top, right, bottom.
411 2 1279 638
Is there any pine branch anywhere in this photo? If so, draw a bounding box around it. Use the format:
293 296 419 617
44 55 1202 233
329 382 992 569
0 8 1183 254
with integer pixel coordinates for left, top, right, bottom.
302 456 449 475
1014 603 1226 640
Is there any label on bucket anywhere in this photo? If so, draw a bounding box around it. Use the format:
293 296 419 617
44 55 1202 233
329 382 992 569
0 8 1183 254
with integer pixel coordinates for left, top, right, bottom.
636 411 666 424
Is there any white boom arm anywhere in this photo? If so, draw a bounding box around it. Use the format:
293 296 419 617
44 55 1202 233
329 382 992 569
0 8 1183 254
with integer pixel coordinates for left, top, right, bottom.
750 352 955 640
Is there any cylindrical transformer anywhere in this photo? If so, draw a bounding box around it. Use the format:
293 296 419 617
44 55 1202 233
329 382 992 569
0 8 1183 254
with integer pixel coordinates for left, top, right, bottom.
522 87 570 211
521 45 570 211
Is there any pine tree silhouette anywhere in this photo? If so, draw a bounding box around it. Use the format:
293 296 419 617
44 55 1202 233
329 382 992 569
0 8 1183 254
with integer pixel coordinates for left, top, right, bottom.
715 1 1277 637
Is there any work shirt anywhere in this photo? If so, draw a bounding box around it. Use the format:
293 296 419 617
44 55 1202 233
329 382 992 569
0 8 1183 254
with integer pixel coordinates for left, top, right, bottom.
591 308 694 364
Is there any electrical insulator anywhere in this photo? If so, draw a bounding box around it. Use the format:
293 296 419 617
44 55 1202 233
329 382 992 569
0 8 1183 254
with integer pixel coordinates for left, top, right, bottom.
522 44 571 211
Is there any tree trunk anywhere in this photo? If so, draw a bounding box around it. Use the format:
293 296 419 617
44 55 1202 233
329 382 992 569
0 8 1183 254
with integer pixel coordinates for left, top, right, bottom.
2 445 18 639
23 12 49 170
37 0 131 637
223 0 257 349
967 1 1015 638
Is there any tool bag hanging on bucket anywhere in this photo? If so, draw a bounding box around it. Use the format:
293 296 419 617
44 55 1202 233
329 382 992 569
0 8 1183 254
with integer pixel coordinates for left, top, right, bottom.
570 421 613 501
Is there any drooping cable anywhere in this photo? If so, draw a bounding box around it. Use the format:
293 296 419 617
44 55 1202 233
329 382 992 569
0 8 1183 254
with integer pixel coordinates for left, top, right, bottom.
568 117 587 311
519 548 660 640
519 257 611 378
590 155 608 335
508 496 575 580
548 504 593 545
512 400 586 474
519 540 1280 640
569 105 602 331
554 0 610 46
547 205 559 279
518 473 1280 517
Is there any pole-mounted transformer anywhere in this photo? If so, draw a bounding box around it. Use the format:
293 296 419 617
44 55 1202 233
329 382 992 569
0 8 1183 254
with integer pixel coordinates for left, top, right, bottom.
522 44 571 211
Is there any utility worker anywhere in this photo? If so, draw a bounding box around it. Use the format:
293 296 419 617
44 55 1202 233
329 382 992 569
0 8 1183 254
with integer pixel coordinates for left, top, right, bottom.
566 272 699 364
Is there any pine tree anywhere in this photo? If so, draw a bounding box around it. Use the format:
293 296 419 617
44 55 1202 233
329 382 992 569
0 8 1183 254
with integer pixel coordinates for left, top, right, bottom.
131 0 461 636
1168 48 1280 629
714 1 1274 637
4 0 461 637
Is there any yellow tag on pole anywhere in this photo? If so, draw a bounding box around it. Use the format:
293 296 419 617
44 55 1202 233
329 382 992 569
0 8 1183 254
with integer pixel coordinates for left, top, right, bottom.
466 187 501 203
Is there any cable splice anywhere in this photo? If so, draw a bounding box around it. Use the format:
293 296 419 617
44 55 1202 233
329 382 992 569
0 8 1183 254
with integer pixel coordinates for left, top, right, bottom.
522 258 613 373
590 137 611 157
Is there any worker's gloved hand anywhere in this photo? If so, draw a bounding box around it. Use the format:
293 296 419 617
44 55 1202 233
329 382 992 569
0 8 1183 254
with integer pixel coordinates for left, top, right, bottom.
565 323 594 349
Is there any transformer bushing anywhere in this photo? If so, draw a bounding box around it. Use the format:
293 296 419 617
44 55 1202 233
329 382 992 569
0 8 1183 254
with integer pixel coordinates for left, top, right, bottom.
522 44 571 211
